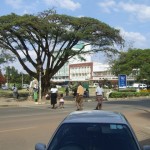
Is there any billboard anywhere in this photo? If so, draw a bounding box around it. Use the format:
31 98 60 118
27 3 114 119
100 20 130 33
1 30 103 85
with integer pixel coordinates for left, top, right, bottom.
118 74 127 88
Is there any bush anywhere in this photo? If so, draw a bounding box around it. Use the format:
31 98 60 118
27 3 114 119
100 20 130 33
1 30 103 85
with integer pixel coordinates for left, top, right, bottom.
109 91 150 98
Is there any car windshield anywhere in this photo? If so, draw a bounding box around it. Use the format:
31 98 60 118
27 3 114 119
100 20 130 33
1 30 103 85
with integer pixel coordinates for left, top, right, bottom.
48 123 139 150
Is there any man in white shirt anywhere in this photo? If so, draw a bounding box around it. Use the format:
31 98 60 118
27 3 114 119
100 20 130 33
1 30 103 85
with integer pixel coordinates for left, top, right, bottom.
95 82 104 110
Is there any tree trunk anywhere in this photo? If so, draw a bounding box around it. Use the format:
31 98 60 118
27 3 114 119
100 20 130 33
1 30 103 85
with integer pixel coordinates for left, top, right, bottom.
41 76 51 96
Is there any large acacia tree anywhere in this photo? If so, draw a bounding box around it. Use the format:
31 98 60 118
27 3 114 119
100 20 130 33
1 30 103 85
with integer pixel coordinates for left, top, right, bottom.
0 9 124 93
111 49 150 82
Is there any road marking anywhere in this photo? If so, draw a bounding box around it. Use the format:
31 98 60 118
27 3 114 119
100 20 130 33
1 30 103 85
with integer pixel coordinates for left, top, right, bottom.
0 126 36 133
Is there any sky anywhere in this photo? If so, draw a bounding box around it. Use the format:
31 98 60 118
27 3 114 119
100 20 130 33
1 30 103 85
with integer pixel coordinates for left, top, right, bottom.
0 0 150 72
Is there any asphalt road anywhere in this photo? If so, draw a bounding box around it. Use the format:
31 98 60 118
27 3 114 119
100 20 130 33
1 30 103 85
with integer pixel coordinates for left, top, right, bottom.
0 99 150 150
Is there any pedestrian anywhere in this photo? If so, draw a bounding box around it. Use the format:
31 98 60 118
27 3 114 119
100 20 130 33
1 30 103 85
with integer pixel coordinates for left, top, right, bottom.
76 82 84 111
59 93 64 108
12 84 19 99
50 84 58 109
95 82 104 110
65 85 69 96
84 88 89 98
33 83 38 103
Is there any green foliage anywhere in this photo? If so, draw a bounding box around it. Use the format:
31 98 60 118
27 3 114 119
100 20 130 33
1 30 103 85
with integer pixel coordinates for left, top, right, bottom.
111 49 150 82
0 49 16 65
0 9 124 93
119 88 136 92
109 91 150 98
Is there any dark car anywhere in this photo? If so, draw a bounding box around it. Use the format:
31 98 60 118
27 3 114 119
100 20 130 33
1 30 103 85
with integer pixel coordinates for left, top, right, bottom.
35 110 150 150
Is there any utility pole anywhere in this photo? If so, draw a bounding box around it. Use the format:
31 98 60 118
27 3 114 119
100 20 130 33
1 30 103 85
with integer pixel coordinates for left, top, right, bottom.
38 67 42 103
22 72 23 88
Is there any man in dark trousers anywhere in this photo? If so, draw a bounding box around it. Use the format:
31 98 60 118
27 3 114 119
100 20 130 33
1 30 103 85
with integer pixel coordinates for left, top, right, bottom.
76 82 84 111
95 82 104 110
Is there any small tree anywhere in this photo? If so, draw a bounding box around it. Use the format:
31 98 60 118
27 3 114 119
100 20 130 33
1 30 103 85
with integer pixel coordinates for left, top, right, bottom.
0 71 6 85
111 49 150 82
0 9 124 94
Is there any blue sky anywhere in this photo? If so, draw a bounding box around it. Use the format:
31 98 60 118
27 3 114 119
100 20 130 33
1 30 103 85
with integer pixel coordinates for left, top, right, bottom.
1 0 150 72
1 0 150 50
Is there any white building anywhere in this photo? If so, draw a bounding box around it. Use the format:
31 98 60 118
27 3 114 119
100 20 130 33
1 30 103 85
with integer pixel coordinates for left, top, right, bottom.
52 42 115 83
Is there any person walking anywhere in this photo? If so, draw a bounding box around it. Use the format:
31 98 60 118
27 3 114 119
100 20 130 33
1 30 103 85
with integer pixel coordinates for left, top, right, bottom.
65 85 69 96
50 85 58 109
12 84 19 99
76 82 84 111
58 93 64 108
95 82 104 110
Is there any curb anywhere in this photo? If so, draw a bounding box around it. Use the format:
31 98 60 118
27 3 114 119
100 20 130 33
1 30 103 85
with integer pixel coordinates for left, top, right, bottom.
0 96 149 107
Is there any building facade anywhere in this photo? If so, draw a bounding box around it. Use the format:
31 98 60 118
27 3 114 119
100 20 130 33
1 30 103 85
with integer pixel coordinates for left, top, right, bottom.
69 62 93 81
51 42 119 83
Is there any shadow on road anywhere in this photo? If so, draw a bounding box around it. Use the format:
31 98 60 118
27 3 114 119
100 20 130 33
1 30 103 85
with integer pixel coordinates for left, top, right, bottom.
136 112 150 119
140 138 150 147
106 99 150 108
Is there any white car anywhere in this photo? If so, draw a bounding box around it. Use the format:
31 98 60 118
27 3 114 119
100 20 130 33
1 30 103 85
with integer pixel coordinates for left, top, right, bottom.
1 85 8 90
89 83 98 88
35 110 150 150
132 83 147 89
139 84 147 89
22 84 29 89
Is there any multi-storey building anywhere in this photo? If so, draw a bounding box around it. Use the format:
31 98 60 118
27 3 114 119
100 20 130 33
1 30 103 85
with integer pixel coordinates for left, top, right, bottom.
52 42 117 83
69 62 93 81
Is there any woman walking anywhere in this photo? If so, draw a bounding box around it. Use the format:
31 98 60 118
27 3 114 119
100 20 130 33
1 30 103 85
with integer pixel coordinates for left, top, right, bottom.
50 85 58 109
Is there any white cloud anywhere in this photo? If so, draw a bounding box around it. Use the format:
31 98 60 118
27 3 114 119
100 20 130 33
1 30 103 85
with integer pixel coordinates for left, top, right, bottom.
117 27 147 49
98 0 117 13
98 0 150 22
43 0 81 11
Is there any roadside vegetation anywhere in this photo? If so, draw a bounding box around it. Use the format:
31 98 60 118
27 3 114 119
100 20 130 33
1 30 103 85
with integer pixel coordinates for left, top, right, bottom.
109 90 150 98
1 86 150 100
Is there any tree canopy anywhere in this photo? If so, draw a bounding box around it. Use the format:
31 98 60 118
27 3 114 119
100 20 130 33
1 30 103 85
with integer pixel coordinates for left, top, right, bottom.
0 9 124 93
111 49 150 82
0 49 15 65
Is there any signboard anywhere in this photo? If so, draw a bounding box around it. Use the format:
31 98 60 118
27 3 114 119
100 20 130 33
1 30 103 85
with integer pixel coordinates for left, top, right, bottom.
118 74 127 88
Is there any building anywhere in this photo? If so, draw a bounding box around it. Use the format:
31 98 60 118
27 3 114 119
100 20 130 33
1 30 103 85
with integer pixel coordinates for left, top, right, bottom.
51 62 69 83
52 42 118 83
69 62 93 81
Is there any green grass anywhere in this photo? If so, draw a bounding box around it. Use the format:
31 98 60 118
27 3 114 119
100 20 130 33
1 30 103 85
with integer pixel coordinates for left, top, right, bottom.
0 89 29 98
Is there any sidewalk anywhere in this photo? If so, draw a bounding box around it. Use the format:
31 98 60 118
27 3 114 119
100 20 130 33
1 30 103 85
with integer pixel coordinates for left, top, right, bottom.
0 95 150 107
0 96 77 107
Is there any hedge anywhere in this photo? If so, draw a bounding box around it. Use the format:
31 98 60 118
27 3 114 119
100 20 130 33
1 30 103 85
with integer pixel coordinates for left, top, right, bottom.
109 91 150 98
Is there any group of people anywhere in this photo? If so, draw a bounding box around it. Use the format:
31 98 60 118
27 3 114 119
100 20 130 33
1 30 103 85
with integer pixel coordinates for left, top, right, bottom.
47 82 104 111
75 82 104 111
47 84 64 109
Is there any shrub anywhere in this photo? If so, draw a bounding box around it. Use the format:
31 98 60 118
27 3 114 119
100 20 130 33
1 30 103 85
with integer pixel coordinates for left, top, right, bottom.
109 91 150 98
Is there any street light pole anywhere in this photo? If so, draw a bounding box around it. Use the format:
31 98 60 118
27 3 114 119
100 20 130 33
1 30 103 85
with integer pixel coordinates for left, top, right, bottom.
38 67 42 103
22 72 23 88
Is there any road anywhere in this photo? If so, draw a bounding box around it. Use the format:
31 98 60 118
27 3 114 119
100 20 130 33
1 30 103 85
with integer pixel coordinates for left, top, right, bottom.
0 98 150 150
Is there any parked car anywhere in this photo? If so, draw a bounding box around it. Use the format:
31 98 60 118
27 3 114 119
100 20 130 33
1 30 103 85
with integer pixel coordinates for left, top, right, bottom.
1 85 8 90
132 83 147 89
132 83 140 88
89 83 98 88
56 85 62 88
22 84 29 89
139 84 147 89
35 110 150 150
